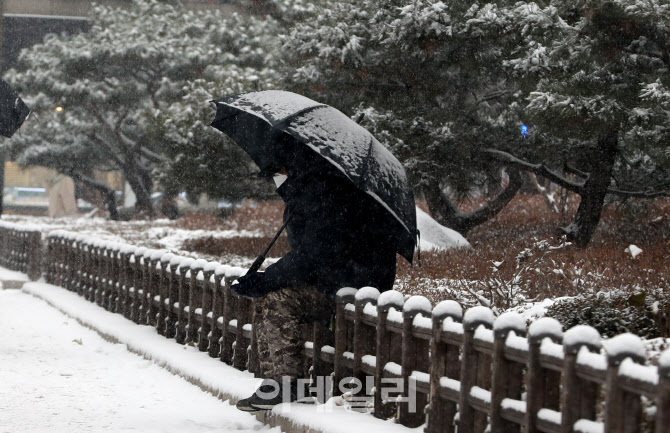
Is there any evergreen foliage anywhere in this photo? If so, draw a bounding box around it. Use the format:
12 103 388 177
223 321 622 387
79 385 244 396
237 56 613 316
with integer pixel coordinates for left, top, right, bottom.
3 0 280 213
281 0 561 234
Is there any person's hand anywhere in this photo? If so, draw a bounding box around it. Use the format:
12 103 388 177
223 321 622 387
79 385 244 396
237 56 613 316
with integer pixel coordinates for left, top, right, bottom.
230 272 270 299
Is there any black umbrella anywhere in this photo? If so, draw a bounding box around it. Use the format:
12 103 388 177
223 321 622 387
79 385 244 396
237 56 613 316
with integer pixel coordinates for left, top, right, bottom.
0 79 30 138
211 90 417 262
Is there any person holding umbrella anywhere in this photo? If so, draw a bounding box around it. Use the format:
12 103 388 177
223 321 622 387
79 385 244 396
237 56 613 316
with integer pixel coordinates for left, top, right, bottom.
211 91 417 411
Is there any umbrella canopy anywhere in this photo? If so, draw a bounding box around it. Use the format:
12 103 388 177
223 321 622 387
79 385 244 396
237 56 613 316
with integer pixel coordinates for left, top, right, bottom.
0 79 30 138
211 90 417 262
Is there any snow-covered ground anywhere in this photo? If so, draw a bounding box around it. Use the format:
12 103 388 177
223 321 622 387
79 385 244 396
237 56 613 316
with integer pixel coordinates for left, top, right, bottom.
0 267 29 284
0 289 276 433
0 214 268 268
416 207 470 250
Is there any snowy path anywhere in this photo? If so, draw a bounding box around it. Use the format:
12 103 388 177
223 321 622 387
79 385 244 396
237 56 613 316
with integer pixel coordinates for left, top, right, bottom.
0 290 276 433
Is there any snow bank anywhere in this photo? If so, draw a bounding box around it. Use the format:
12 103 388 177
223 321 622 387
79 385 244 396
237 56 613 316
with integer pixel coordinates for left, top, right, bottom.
416 207 471 251
0 290 267 433
22 282 423 433
0 267 29 284
22 282 258 401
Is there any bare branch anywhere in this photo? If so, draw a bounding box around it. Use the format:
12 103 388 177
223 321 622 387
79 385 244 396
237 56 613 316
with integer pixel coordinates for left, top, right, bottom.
483 148 585 194
485 148 670 199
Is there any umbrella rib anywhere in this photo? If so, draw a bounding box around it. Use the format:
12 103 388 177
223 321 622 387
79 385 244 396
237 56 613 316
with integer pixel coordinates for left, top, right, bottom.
360 136 375 185
271 104 328 128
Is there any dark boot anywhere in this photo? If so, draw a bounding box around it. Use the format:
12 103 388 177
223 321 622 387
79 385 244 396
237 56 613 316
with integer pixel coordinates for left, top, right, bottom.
236 380 301 411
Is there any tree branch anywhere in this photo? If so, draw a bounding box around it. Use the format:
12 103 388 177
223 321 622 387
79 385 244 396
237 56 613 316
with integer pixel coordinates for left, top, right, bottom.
483 148 585 194
67 170 119 220
423 167 524 236
484 148 670 198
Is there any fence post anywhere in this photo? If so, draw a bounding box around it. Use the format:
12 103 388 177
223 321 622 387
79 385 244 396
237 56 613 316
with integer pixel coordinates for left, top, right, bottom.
399 295 432 428
165 256 183 338
208 265 227 358
604 334 646 433
351 287 379 409
490 312 526 433
334 288 357 397
118 246 133 316
220 270 241 365
129 247 147 323
199 262 218 352
657 350 670 433
108 242 119 309
459 306 495 433
137 249 152 324
561 325 601 433
148 250 167 327
426 300 463 433
44 233 54 284
82 239 93 300
55 234 64 287
186 259 207 344
26 231 42 281
64 233 73 289
526 318 563 433
175 258 194 345
68 234 78 291
311 309 334 402
108 243 121 312
249 298 262 377
103 243 115 310
93 240 105 305
98 241 109 307
373 290 404 419
233 294 252 371
156 253 174 336
73 235 86 295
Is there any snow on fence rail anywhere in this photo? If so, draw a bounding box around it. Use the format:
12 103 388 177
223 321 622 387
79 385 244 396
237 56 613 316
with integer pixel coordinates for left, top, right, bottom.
3 227 670 433
0 221 42 280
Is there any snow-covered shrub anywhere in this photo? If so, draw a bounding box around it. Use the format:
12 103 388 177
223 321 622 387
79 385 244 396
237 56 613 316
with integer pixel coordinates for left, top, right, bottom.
546 291 669 338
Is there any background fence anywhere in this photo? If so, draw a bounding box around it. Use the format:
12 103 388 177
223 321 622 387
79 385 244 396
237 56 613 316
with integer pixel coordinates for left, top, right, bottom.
0 221 42 280
1 227 669 433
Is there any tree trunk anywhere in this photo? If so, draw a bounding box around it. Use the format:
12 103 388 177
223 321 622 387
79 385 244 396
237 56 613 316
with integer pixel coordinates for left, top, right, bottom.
124 164 154 216
158 186 179 220
69 171 119 221
424 168 523 236
561 132 618 247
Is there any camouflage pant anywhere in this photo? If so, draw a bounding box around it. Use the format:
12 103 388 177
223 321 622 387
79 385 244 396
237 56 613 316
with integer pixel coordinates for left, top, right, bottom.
254 287 334 382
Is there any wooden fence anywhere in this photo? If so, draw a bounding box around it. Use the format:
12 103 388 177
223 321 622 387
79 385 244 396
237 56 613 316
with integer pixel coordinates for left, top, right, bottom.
0 221 42 280
3 227 670 433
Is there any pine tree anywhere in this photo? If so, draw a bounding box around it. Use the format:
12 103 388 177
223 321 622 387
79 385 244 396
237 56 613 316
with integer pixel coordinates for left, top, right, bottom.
519 0 670 246
3 0 281 215
281 0 561 235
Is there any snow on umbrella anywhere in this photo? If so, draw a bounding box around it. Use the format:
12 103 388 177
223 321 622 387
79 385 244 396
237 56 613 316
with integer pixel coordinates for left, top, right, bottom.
211 90 417 262
0 79 30 138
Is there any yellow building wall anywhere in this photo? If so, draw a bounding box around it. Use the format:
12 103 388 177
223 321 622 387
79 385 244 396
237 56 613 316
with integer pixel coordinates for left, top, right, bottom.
4 161 55 188
4 161 122 191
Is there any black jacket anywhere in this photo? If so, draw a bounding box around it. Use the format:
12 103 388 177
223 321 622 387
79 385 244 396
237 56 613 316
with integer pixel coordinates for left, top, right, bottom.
261 171 397 297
